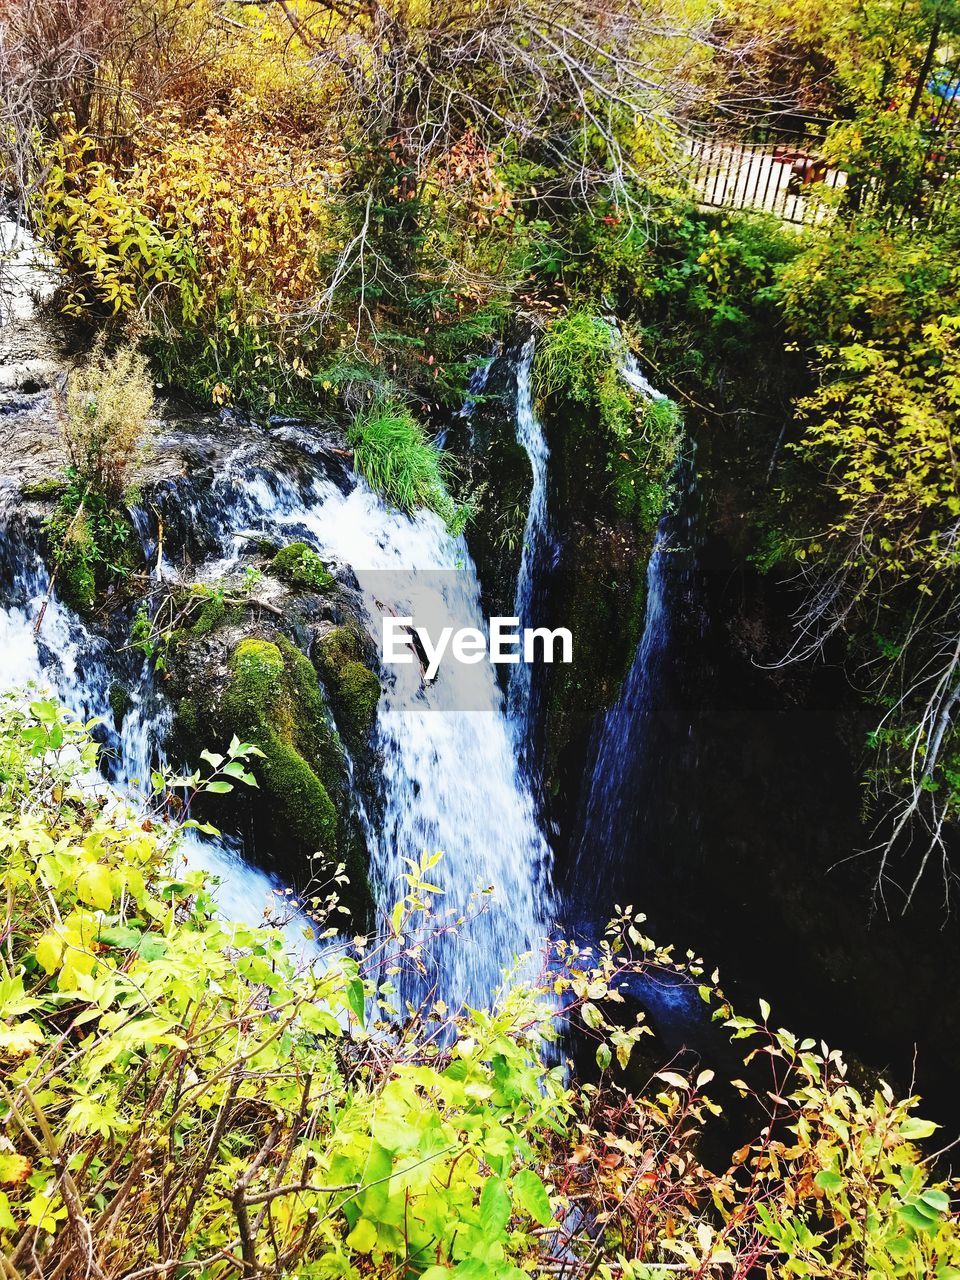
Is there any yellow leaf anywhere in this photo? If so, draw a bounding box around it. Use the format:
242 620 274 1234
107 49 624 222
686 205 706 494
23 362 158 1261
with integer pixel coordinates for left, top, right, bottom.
35 931 63 974
77 863 113 911
0 1021 44 1059
0 1153 31 1185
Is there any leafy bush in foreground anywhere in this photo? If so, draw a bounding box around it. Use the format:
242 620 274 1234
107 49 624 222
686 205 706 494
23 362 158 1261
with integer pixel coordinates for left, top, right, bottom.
0 694 957 1278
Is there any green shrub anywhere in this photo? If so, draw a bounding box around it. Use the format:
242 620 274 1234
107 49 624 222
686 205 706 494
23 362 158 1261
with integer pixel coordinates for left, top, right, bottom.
59 339 153 502
0 694 958 1279
43 482 140 614
36 340 152 613
535 309 682 527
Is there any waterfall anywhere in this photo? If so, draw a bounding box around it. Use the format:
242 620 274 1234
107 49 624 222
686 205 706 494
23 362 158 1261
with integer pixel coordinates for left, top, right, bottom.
570 401 698 905
507 338 551 754
0 512 317 955
0 226 554 1008
0 403 554 1010
211 460 554 1010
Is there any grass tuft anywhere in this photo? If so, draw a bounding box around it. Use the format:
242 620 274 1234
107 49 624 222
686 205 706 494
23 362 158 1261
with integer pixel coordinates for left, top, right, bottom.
347 399 469 533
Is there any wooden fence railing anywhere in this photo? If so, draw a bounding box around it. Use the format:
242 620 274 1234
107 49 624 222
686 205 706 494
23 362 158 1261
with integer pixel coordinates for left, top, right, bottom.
685 130 845 225
684 116 960 227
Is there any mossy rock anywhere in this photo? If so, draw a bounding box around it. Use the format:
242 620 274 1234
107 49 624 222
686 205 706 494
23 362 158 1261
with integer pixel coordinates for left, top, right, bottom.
219 635 369 911
46 501 142 615
21 477 68 500
270 542 334 592
108 681 131 731
189 592 227 637
540 527 649 789
534 382 667 788
315 626 381 751
175 696 199 745
56 546 97 613
222 638 336 854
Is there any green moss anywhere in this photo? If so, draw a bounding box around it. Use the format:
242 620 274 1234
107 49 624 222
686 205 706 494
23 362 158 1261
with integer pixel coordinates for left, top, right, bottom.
22 477 68 500
221 638 340 862
223 638 285 724
189 592 226 637
108 682 131 730
316 626 360 669
258 731 337 850
337 663 381 743
56 544 97 613
315 627 381 750
250 535 281 556
270 542 334 591
175 696 199 744
535 309 681 525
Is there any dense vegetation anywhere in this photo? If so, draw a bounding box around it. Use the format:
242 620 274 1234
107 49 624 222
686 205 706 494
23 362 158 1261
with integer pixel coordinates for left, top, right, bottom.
3 0 960 1270
2 696 959 1278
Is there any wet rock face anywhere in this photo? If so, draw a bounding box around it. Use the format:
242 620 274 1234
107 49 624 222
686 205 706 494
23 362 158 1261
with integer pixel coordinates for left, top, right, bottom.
444 347 530 620
166 611 375 920
446 342 654 792
0 222 68 479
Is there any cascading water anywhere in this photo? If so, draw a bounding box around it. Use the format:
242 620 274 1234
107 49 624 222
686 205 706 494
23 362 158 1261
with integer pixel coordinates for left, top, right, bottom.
0 231 553 1007
0 502 316 954
507 339 553 770
0 405 554 1013
200 450 554 1010
570 399 699 905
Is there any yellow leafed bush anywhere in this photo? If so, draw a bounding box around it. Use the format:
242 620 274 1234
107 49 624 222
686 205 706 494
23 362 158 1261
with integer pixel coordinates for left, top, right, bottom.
37 104 342 403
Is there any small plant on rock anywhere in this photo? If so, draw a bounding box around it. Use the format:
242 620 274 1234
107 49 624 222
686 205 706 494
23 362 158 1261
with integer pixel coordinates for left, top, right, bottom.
41 339 153 614
270 541 333 591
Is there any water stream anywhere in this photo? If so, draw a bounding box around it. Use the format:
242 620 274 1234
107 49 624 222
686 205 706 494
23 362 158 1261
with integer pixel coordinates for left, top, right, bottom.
506 338 552 759
0 373 554 1011
236 466 554 1009
571 451 699 898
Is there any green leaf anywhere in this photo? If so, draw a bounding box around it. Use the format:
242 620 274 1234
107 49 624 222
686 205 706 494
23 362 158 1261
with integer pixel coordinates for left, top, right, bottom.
513 1169 551 1225
301 1006 341 1037
136 936 168 962
347 978 365 1023
814 1169 843 1194
581 1001 603 1029
346 1217 378 1254
204 780 233 794
899 1203 939 1234
919 1187 950 1215
479 1176 511 1236
99 925 142 950
901 1117 938 1141
0 1190 15 1232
